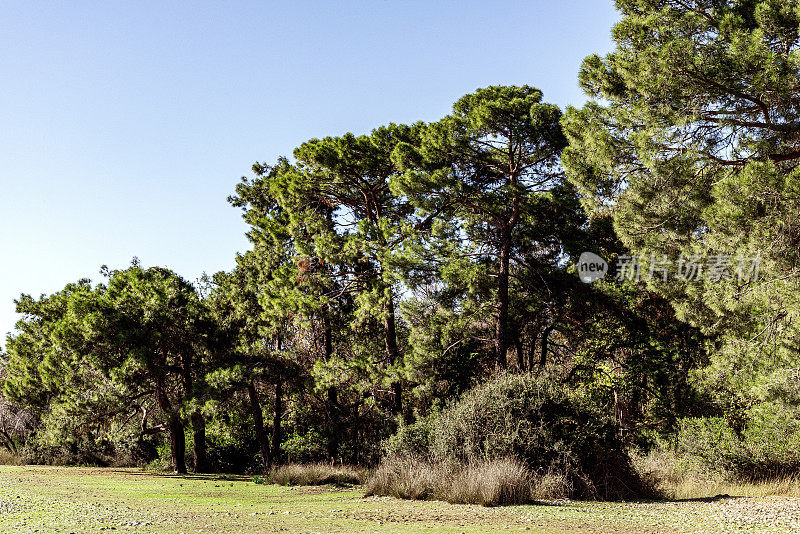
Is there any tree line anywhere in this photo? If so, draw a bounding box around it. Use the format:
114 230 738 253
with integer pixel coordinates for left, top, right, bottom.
2 1 799 481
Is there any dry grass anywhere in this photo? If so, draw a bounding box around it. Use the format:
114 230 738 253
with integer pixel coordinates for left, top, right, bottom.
446 458 533 506
267 462 364 486
670 476 800 499
365 456 570 506
0 450 24 466
364 456 439 500
633 449 800 499
530 469 571 500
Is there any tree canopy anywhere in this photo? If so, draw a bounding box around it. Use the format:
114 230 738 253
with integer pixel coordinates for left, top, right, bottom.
6 12 775 482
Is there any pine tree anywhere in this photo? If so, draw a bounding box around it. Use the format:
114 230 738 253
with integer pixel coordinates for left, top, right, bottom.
393 85 566 369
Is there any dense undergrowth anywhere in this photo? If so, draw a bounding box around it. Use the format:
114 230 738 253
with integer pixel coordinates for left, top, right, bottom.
7 372 800 506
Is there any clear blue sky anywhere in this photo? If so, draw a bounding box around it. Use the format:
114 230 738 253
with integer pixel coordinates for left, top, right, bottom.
0 1 618 345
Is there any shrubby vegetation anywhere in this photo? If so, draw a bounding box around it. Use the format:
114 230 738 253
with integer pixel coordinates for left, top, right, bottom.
377 374 655 500
3 0 800 505
365 456 537 506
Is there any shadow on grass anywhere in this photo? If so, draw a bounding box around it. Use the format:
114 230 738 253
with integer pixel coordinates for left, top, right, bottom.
669 493 738 503
592 494 742 505
519 494 743 507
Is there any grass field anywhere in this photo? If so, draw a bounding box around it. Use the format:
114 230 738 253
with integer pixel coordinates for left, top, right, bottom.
1 466 800 533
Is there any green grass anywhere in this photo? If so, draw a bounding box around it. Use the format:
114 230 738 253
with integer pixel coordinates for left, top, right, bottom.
0 466 798 533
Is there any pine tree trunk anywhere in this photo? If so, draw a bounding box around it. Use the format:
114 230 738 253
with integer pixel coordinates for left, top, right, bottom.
272 380 283 463
495 232 511 370
155 376 186 474
168 416 186 474
527 329 538 372
247 382 271 471
191 413 207 473
323 316 339 461
179 351 207 473
540 325 554 368
326 387 339 461
384 296 402 414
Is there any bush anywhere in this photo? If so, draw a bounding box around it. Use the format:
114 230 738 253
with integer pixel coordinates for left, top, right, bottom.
675 412 800 479
17 406 159 468
384 374 654 500
281 430 328 464
384 415 437 460
675 417 746 475
204 408 262 473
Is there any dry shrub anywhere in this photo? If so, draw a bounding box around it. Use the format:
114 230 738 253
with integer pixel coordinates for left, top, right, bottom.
268 462 363 486
446 458 532 506
366 455 576 506
363 456 440 500
531 468 571 500
0 450 24 466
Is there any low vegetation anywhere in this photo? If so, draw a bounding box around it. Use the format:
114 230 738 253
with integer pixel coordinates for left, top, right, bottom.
265 462 364 487
380 374 657 502
365 457 550 506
